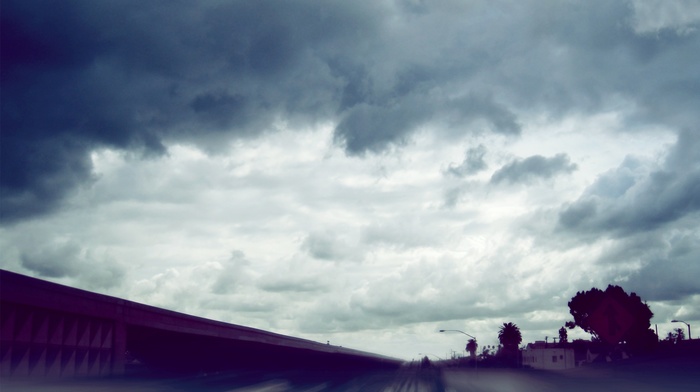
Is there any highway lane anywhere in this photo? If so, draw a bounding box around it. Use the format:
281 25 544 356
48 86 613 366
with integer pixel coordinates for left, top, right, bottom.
4 356 699 392
441 356 700 392
1 367 443 392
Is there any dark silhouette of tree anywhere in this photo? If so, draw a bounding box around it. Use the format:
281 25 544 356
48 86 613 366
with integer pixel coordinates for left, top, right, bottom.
664 329 686 345
466 338 478 359
479 345 492 360
497 322 522 367
498 322 522 349
421 356 431 368
674 328 685 343
567 285 656 353
558 326 568 345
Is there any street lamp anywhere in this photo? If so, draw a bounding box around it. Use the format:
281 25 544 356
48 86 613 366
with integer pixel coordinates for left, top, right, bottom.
439 329 476 339
672 319 692 340
439 329 477 372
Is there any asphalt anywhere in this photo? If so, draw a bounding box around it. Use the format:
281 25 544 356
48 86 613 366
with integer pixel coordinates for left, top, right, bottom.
3 356 699 391
442 355 700 392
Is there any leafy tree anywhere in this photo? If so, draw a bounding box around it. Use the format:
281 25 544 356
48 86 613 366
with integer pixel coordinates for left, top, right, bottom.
558 326 568 345
567 285 656 352
466 338 478 359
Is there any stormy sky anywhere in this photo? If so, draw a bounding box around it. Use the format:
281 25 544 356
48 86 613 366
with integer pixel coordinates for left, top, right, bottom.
2 0 699 359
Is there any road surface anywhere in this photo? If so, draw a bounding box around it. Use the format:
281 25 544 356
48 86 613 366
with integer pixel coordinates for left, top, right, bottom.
3 357 699 391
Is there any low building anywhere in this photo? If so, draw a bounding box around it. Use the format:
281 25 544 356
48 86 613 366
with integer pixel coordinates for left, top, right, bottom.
521 341 575 370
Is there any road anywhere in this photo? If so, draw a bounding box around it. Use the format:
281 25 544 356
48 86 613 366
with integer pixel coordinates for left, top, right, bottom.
3 357 699 391
441 356 700 392
2 367 433 392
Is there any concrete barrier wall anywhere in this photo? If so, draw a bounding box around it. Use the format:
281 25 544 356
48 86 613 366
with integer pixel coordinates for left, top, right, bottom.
0 270 399 378
0 301 124 377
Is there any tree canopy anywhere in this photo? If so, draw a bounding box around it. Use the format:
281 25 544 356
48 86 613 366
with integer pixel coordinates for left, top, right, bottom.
558 326 568 345
498 322 522 349
466 338 478 358
567 284 656 352
665 328 685 344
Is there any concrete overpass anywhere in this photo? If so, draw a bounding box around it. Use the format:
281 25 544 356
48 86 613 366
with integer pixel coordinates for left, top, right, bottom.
0 270 400 378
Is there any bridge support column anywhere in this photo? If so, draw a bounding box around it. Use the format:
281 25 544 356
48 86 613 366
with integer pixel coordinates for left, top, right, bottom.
112 321 126 376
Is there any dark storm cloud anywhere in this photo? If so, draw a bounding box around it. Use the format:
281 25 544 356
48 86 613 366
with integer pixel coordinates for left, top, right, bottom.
511 1 700 125
190 92 248 129
490 154 577 184
1 0 114 223
559 129 700 236
334 93 521 155
3 0 700 224
595 231 700 302
0 0 376 223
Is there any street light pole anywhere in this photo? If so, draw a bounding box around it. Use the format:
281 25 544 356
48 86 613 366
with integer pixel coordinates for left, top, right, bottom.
439 329 477 373
439 329 476 339
672 320 692 340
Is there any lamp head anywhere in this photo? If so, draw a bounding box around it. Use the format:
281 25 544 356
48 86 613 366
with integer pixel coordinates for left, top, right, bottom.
672 320 678 322
439 329 446 332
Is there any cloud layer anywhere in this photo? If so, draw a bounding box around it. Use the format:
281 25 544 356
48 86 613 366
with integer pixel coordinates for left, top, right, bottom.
2 0 699 359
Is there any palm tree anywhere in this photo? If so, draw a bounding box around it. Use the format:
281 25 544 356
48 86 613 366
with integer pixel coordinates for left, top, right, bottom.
498 322 522 367
466 338 478 359
498 322 522 350
675 328 685 343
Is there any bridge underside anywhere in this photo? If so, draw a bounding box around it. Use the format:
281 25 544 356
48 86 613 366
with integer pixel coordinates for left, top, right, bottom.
0 270 399 378
127 325 392 375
